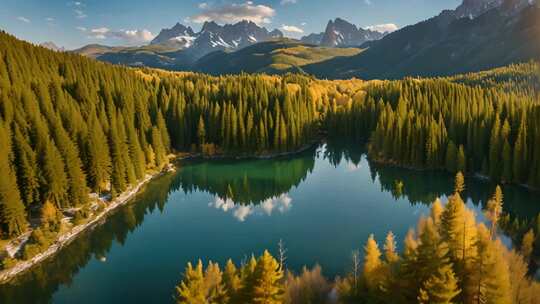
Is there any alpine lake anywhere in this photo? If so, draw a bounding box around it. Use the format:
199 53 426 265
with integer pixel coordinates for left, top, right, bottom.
1 142 538 304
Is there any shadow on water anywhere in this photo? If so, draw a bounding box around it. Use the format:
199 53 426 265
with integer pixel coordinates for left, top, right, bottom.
0 141 538 303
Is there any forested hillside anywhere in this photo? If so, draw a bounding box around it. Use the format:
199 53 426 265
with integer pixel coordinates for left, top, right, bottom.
0 31 320 239
303 2 540 79
327 62 540 189
1 31 539 246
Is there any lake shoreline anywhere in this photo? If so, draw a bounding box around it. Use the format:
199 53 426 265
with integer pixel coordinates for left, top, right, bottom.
0 143 319 284
178 141 320 162
367 155 539 192
0 172 164 284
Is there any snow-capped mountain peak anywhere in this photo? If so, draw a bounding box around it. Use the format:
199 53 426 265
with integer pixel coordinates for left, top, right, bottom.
319 18 385 47
150 20 283 59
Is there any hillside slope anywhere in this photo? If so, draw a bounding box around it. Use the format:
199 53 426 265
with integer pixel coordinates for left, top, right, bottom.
303 3 540 79
194 39 362 75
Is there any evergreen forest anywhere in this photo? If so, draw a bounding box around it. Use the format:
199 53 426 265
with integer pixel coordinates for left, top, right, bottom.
0 30 539 304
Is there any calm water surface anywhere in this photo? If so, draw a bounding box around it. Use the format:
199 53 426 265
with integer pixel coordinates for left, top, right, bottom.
0 143 538 304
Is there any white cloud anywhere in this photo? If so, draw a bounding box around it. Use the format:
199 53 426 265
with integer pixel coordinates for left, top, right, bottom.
366 23 399 33
259 194 293 215
198 2 209 9
74 9 87 19
190 1 275 25
233 205 253 222
209 193 292 222
301 22 307 26
364 0 372 5
209 197 235 212
76 26 87 31
280 24 304 34
46 17 55 22
280 0 297 4
68 1 84 7
88 27 155 45
17 16 30 23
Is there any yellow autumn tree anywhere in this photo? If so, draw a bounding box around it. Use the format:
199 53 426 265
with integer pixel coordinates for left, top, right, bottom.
252 250 284 304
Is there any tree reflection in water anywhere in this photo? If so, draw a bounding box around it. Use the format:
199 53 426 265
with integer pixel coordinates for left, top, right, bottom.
0 142 538 303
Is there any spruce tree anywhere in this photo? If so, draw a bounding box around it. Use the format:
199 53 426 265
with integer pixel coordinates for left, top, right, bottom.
418 263 460 304
223 259 242 303
252 250 284 304
0 121 28 236
175 260 206 304
383 231 400 264
363 234 383 291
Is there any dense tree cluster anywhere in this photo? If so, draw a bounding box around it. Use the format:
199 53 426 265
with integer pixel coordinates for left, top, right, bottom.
0 32 319 239
177 175 540 304
336 174 540 304
175 250 285 304
164 73 319 154
175 250 332 304
328 62 540 189
0 32 173 237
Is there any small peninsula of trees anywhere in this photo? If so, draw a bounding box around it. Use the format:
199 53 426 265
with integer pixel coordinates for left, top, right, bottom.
174 174 540 304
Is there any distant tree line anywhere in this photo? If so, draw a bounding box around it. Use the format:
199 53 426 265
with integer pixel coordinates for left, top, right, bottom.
327 63 540 190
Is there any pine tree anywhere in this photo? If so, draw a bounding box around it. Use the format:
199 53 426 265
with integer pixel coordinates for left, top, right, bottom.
431 198 444 225
440 188 478 301
53 120 88 206
485 186 503 238
12 125 40 207
0 121 28 236
383 231 399 264
240 255 258 302
418 263 460 304
151 126 167 169
252 250 284 304
175 260 206 304
197 116 206 147
204 261 228 304
40 200 61 232
41 139 69 208
363 234 383 291
454 172 465 194
520 229 535 260
86 117 112 193
223 259 242 302
472 224 512 304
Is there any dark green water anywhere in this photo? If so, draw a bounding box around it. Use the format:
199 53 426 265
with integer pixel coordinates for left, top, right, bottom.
0 143 538 304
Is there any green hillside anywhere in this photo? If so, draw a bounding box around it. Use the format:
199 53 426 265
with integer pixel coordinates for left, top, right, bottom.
193 39 362 75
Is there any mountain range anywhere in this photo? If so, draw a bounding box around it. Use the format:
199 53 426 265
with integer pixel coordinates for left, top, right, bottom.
72 17 383 71
303 0 540 79
302 18 386 47
72 0 540 79
40 41 65 52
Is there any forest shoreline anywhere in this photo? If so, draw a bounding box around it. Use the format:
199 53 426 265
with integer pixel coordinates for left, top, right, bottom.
367 155 540 192
0 168 171 284
0 142 319 284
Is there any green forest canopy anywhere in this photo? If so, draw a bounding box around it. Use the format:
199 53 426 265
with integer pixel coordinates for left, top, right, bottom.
0 30 539 243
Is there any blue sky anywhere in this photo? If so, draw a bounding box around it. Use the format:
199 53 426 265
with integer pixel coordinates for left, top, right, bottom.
0 0 461 49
